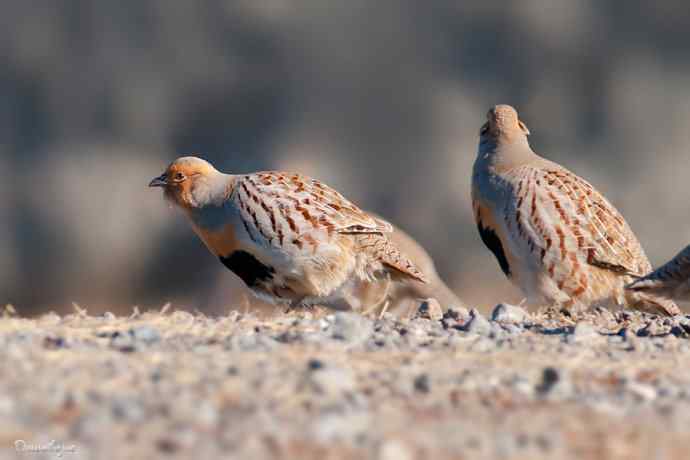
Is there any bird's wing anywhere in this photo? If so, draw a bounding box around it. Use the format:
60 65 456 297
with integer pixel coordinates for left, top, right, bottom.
232 171 391 251
504 164 651 277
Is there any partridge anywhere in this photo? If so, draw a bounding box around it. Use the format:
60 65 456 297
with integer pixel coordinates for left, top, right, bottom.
149 156 427 309
627 245 690 302
343 215 466 315
471 105 679 316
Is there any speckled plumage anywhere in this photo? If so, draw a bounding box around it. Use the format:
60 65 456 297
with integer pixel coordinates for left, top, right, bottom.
343 215 466 315
472 105 679 316
150 156 427 309
627 245 690 301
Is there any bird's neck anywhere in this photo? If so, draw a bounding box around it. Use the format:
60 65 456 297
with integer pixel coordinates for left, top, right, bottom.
476 137 539 174
182 174 238 231
174 172 234 210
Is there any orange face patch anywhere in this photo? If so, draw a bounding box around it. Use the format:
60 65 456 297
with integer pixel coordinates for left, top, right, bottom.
161 157 216 207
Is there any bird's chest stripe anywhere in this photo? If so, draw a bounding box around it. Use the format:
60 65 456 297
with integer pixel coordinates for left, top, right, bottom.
219 251 275 287
474 198 513 278
477 220 511 277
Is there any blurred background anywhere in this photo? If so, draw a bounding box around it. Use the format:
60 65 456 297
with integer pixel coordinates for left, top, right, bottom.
2 1 690 316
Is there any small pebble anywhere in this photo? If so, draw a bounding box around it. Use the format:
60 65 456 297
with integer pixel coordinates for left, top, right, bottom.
102 312 116 321
110 333 137 352
379 440 413 460
567 322 599 344
536 367 560 395
43 336 67 349
130 326 161 344
331 312 372 344
464 309 493 336
413 374 430 393
416 298 443 321
628 381 657 401
491 303 530 324
309 366 356 396
112 398 145 422
307 359 324 371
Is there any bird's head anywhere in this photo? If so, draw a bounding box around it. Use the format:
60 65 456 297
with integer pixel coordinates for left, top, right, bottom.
479 104 530 146
149 156 226 208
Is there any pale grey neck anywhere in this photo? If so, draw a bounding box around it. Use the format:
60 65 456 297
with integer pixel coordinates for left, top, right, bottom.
476 137 540 174
185 172 237 230
189 172 236 208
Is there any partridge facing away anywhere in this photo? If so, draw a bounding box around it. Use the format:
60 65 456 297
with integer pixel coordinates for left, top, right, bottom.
627 245 690 302
149 156 428 309
471 105 679 316
343 215 466 315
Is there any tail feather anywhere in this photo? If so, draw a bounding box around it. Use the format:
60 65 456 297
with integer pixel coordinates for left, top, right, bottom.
355 233 429 283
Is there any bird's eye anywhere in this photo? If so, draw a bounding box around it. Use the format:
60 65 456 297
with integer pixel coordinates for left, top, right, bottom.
480 122 489 135
174 172 186 182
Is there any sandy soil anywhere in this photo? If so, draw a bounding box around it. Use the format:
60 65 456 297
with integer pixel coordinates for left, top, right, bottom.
2 304 690 460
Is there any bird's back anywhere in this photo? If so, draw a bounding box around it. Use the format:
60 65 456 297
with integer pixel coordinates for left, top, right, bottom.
198 171 426 305
508 161 677 313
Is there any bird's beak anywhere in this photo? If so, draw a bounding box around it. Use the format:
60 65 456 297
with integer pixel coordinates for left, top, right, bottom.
148 174 168 187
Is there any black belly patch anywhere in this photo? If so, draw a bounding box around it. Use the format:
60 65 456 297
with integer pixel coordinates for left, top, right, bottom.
219 251 275 287
477 221 511 277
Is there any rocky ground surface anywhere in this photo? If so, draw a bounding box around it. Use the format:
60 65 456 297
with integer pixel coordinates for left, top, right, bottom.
2 303 690 460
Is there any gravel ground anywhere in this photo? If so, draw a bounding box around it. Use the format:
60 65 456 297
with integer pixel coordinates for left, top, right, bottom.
3 304 690 460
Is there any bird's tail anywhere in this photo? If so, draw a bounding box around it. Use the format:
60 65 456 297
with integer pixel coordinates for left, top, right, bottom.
355 233 429 284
